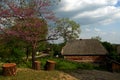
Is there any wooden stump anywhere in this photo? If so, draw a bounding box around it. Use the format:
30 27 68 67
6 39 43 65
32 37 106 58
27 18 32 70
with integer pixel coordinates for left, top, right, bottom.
2 63 16 76
34 61 40 70
45 60 56 71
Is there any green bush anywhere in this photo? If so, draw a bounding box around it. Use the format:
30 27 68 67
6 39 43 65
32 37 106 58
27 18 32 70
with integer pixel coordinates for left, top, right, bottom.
38 57 98 70
2 48 25 64
56 60 78 70
0 37 26 64
18 61 32 68
77 63 95 70
0 56 102 70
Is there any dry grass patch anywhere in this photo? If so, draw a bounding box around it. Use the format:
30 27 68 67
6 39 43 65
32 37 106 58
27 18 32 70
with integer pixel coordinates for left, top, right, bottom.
0 68 78 80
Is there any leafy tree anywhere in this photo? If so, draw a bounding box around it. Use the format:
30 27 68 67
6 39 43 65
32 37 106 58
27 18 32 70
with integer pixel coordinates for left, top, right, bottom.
91 36 101 41
0 36 26 63
0 0 59 69
55 18 80 43
101 41 115 53
102 41 120 62
48 43 65 57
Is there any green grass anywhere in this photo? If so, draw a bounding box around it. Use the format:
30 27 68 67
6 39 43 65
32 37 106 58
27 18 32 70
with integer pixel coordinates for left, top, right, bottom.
38 57 97 70
0 57 106 80
0 68 64 80
0 56 103 70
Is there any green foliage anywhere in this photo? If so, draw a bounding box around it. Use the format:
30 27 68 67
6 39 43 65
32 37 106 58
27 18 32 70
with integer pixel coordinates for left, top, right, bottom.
91 36 102 41
39 57 78 70
0 56 104 70
55 60 78 70
77 63 95 70
108 52 120 62
48 43 65 57
39 57 99 70
6 48 25 63
55 18 80 42
38 42 48 51
18 61 32 68
102 41 120 62
102 41 115 53
0 37 26 63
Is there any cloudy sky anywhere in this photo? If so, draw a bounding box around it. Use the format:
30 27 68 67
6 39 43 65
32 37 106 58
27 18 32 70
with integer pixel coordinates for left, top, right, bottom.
54 0 120 44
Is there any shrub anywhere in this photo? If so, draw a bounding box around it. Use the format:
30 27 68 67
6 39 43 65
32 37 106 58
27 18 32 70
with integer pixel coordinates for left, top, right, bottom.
77 63 95 70
2 48 25 64
56 60 78 70
39 57 98 70
18 61 31 68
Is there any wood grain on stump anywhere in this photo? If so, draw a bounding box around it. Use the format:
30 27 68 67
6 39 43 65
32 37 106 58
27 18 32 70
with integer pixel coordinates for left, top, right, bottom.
2 63 16 76
45 60 56 71
34 61 40 70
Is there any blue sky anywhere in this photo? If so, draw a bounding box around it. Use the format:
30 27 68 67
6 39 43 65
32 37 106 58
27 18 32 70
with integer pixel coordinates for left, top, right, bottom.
53 0 120 44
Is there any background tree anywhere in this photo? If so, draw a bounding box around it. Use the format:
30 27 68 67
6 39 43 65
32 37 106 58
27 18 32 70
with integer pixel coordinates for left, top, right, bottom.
47 43 65 57
101 41 114 53
55 18 80 43
101 41 120 62
91 36 102 41
0 0 59 69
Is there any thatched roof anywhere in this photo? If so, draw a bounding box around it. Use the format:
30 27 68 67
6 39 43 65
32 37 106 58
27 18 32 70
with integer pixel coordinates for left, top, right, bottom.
61 39 108 56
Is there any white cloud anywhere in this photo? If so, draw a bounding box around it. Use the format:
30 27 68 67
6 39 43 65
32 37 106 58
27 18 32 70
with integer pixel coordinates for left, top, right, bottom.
94 28 101 32
85 28 91 32
99 19 113 25
101 32 107 35
58 0 82 11
59 0 118 11
73 6 120 23
111 31 117 35
55 0 120 44
57 0 120 26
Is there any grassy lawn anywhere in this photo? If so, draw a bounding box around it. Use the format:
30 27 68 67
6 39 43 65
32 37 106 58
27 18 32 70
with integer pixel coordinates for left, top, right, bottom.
0 68 78 80
0 57 106 80
38 57 102 70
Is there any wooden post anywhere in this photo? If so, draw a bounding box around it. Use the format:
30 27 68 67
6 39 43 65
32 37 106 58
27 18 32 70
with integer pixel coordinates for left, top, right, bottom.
34 61 40 70
2 63 16 76
45 60 56 71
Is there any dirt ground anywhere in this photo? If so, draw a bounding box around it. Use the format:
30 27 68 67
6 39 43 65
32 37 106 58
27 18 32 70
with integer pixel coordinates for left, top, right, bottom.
63 69 120 80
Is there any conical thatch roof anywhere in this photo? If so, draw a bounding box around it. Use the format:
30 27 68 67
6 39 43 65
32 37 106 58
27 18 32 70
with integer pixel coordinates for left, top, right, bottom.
61 39 108 56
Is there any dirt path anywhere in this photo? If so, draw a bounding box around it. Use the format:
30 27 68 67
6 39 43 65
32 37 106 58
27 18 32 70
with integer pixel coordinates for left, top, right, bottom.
63 69 120 80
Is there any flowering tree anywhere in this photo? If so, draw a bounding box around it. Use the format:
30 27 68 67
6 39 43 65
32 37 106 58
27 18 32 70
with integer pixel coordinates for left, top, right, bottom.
0 0 59 69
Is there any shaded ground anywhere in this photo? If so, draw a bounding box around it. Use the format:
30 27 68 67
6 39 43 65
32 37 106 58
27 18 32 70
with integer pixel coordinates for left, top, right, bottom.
63 69 120 80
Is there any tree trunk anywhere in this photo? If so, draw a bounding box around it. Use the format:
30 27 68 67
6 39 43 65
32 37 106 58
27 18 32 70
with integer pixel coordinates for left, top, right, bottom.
32 47 36 69
26 47 29 61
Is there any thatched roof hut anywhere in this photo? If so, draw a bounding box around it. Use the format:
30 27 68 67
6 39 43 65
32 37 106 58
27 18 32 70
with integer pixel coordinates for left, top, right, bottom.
62 39 108 56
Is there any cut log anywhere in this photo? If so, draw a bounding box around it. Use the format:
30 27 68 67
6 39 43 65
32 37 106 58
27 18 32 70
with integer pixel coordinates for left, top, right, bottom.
2 63 16 76
45 60 56 71
34 61 40 70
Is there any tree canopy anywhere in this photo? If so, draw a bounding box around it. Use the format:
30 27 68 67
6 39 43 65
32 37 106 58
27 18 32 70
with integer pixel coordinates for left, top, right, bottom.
91 36 102 41
0 0 59 69
55 18 80 43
